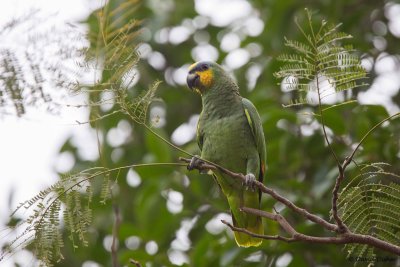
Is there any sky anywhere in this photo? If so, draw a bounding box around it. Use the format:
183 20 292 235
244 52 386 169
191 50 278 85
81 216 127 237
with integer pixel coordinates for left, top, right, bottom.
0 1 100 266
0 0 97 210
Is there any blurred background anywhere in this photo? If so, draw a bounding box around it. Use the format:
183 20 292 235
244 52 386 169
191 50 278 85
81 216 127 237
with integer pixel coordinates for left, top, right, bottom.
1 0 400 266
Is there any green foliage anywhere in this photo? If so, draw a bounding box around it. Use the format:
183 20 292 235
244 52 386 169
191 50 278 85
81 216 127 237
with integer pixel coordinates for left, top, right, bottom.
1 0 149 264
72 0 147 128
274 9 400 262
1 168 113 266
2 1 400 267
82 0 142 91
338 163 400 262
274 9 367 107
119 80 161 125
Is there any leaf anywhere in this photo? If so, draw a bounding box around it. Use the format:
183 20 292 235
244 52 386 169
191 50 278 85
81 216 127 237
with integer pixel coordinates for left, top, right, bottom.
338 163 400 259
121 81 161 125
274 9 367 108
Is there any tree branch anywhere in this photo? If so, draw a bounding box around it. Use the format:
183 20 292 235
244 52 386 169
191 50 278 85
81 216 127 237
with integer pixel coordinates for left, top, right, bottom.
180 157 338 232
315 72 349 233
224 216 400 255
330 113 400 233
315 73 341 168
129 259 142 267
221 220 295 242
239 207 400 254
330 159 350 233
180 157 400 256
111 205 121 267
240 207 296 235
347 112 400 164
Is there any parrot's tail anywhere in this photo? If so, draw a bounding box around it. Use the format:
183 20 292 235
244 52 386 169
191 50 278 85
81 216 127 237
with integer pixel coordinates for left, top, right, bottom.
231 212 263 247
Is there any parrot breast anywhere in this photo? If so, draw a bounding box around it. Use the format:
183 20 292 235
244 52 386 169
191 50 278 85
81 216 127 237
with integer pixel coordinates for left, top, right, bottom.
199 102 258 194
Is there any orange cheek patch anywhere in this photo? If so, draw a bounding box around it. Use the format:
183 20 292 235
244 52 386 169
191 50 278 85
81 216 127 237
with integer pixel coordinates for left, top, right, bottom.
197 69 213 87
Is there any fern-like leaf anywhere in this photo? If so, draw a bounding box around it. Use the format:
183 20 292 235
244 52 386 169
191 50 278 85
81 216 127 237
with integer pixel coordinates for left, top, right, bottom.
0 1 154 265
0 12 87 116
338 163 400 261
274 9 367 107
120 80 161 124
1 167 114 266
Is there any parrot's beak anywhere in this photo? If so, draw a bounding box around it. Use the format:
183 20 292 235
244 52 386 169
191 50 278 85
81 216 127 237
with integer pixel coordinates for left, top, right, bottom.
187 73 199 91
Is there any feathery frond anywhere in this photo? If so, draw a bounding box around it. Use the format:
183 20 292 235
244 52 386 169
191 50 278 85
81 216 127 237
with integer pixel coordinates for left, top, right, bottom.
274 9 367 107
0 1 146 265
119 80 161 124
80 0 142 93
72 0 148 126
1 169 100 265
0 11 88 117
0 161 187 265
338 163 400 260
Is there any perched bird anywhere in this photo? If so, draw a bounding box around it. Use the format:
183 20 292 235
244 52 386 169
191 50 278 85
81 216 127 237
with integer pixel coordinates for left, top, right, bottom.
186 61 266 247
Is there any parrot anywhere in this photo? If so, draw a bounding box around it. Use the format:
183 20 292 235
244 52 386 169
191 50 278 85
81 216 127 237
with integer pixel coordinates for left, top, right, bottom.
186 61 266 247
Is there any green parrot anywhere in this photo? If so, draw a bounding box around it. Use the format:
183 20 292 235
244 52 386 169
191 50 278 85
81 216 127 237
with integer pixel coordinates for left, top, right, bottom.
186 61 266 247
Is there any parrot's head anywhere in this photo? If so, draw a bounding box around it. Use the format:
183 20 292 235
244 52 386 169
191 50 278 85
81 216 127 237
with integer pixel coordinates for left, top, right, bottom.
186 61 226 95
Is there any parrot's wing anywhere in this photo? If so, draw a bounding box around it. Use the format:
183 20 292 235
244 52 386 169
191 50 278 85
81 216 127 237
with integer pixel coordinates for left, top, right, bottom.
196 111 204 151
242 98 267 183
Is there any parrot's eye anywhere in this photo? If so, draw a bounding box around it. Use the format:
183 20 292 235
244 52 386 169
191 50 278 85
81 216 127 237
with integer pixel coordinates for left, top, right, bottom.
201 64 209 71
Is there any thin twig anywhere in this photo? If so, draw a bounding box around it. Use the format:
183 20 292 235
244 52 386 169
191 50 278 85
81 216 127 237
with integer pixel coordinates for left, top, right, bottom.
347 112 400 164
16 162 188 261
316 74 341 167
111 205 121 267
76 110 121 125
240 207 296 235
315 72 347 232
331 160 350 233
129 259 142 267
221 220 294 242
222 218 400 255
331 113 400 233
143 124 194 157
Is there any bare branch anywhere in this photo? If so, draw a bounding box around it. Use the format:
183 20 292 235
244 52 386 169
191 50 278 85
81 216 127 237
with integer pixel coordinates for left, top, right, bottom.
348 112 400 165
181 157 400 255
221 220 294 242
331 164 350 233
180 157 338 232
111 205 121 267
315 72 349 233
240 207 296 235
316 73 341 168
330 113 400 233
234 208 400 255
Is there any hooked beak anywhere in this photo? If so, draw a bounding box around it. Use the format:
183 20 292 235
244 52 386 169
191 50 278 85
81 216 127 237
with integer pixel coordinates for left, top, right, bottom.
187 73 199 91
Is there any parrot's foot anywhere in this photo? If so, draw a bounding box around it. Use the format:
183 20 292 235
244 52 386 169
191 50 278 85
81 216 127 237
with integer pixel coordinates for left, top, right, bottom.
243 173 257 191
187 155 204 171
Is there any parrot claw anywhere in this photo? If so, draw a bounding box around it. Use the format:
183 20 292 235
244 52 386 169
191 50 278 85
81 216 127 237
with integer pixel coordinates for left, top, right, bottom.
187 155 204 171
243 173 256 192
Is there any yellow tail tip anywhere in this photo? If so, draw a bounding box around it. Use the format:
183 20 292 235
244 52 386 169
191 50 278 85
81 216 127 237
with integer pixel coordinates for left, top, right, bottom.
233 225 263 247
235 236 263 247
